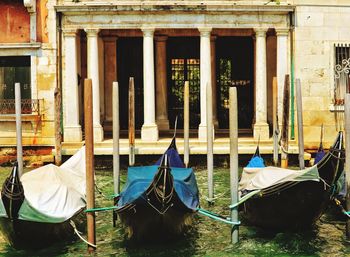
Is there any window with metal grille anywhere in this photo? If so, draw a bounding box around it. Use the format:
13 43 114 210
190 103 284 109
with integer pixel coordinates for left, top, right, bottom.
169 58 200 129
0 56 37 114
334 44 350 106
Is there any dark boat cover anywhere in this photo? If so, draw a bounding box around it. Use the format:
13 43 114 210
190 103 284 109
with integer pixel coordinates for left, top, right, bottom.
117 165 199 211
155 138 185 168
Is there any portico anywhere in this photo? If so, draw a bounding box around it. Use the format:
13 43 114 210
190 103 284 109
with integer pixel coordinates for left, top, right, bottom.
57 3 292 145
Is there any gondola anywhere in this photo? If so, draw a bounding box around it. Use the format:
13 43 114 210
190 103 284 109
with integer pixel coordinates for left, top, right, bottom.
0 147 86 249
114 137 199 240
240 131 345 230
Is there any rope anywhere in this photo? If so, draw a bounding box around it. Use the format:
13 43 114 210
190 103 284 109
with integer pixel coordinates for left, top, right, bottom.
95 183 120 200
229 190 261 209
85 206 118 213
146 165 174 206
334 198 350 218
1 177 24 200
197 208 240 226
70 220 97 248
204 190 230 203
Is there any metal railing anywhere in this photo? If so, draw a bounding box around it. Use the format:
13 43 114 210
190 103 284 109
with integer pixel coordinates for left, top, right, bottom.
0 99 42 115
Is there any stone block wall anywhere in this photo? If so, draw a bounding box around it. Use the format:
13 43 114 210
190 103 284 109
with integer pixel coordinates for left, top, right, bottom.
294 4 350 148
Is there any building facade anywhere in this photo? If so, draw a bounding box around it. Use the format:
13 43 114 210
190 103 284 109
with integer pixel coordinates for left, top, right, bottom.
0 0 349 157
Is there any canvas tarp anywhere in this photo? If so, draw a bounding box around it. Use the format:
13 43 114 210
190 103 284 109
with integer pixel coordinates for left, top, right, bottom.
0 147 86 223
239 165 320 192
117 165 199 211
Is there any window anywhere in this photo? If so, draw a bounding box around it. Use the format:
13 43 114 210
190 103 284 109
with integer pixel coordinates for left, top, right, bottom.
334 44 350 106
0 56 33 114
169 58 200 129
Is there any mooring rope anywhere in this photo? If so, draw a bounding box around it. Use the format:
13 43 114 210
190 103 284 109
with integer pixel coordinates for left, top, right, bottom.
70 220 97 248
197 208 240 226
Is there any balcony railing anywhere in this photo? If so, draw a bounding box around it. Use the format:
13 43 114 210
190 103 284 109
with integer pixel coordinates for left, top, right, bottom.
0 99 42 115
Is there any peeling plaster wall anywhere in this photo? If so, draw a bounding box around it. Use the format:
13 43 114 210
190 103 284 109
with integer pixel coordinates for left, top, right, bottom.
0 1 30 43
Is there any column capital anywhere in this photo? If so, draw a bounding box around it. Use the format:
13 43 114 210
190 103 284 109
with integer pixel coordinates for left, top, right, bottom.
275 28 290 36
24 0 36 13
198 27 212 37
254 27 268 37
62 28 78 37
84 28 100 37
155 35 168 42
141 27 155 36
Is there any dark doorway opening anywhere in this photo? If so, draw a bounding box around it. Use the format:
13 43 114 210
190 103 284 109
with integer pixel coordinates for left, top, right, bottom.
167 37 200 130
117 37 144 131
216 37 254 133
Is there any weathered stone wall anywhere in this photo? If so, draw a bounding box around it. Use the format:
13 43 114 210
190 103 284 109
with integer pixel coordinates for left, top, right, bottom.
0 0 57 148
294 4 350 148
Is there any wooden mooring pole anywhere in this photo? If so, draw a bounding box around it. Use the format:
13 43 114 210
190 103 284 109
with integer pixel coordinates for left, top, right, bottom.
15 83 23 177
184 81 190 168
344 93 350 238
281 75 290 168
129 77 135 166
84 79 96 252
207 82 214 203
272 77 279 166
295 79 305 169
113 82 120 195
54 87 62 166
229 86 239 243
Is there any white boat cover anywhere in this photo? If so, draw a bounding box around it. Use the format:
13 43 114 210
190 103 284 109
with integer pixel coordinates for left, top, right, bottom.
239 165 320 192
15 147 86 223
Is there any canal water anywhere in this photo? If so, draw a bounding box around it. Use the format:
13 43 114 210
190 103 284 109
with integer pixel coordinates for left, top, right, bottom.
0 166 349 256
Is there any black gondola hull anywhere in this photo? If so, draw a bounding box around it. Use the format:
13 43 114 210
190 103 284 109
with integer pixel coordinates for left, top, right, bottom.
242 131 345 231
0 210 85 249
242 181 331 230
117 193 194 240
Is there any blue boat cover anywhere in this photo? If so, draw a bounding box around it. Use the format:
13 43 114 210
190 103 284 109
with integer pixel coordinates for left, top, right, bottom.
314 149 325 164
155 146 185 168
247 156 265 168
117 165 199 211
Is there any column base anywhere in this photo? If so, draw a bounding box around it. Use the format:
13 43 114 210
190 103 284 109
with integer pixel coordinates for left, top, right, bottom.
141 123 159 141
213 119 219 129
156 118 169 131
253 123 270 140
64 125 82 142
198 124 215 141
94 124 104 142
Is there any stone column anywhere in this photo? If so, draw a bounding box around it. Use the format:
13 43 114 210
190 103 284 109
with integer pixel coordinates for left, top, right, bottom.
141 27 159 141
198 27 213 140
104 36 118 124
254 28 269 140
276 28 289 123
85 28 104 142
211 35 219 128
155 35 169 130
63 28 82 142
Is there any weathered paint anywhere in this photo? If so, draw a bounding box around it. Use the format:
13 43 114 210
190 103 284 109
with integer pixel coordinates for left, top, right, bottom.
36 0 49 43
0 1 30 43
0 0 49 43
